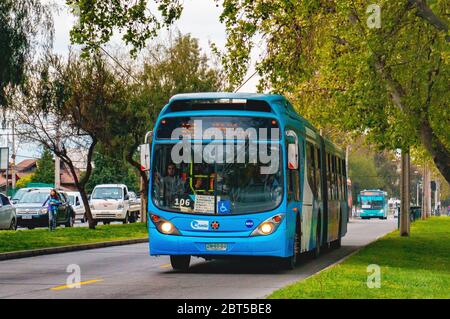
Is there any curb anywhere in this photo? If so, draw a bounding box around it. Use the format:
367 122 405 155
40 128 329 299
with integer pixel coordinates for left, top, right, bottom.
0 238 148 261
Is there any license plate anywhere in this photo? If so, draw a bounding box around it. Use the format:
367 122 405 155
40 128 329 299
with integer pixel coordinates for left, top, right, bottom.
22 215 33 219
206 243 227 251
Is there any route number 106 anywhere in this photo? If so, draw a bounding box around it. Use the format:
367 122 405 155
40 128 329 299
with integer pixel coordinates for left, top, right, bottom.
174 198 191 207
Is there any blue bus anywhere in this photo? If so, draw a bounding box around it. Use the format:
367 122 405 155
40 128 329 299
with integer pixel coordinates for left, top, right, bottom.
358 190 388 219
143 93 349 271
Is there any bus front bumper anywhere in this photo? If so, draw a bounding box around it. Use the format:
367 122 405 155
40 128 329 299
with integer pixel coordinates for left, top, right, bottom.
360 210 385 218
148 227 288 258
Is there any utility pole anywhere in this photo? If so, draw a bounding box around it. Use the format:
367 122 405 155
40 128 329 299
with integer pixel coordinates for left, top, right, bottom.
421 164 426 219
435 180 440 215
55 129 61 189
400 148 410 236
416 181 420 206
421 163 432 219
11 121 16 190
426 168 432 218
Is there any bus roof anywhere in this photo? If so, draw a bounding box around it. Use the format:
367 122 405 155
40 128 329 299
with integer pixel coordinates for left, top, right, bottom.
169 92 283 102
160 92 345 156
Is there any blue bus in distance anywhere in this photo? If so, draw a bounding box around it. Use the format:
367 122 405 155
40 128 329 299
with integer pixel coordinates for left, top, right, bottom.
358 189 388 219
143 93 349 271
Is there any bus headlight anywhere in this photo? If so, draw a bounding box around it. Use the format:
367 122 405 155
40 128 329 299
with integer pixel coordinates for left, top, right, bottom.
260 222 274 234
250 214 284 236
150 214 180 235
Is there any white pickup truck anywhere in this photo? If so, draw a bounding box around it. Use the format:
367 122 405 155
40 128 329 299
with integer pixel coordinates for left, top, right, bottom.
89 184 140 224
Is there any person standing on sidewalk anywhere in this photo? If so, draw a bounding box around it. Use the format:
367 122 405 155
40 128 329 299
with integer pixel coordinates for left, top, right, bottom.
47 189 61 231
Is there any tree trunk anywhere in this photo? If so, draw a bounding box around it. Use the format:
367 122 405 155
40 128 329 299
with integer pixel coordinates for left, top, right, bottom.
61 138 97 229
126 149 149 223
400 149 410 236
418 117 450 185
64 159 96 229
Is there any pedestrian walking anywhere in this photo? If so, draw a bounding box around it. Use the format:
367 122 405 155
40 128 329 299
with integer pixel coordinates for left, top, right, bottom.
47 189 61 231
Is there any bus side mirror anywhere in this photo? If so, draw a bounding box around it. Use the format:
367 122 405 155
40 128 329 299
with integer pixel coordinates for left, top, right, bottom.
288 143 298 170
140 131 153 172
140 144 150 171
357 195 361 203
286 130 298 170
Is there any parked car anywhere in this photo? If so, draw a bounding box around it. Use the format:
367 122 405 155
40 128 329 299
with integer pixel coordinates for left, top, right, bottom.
129 191 141 221
10 187 53 205
89 184 140 225
15 189 75 229
66 191 86 222
0 193 17 230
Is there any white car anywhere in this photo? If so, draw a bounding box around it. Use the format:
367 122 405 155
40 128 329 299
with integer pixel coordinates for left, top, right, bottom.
0 193 16 230
89 184 140 224
66 191 86 222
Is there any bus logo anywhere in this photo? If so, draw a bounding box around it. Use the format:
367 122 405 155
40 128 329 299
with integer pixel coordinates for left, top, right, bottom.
245 220 254 228
191 220 209 230
211 221 220 230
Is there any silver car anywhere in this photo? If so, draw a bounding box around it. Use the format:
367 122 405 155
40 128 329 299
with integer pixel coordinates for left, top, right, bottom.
0 193 17 230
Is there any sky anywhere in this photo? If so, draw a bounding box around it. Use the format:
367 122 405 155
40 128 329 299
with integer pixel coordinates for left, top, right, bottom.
5 0 261 164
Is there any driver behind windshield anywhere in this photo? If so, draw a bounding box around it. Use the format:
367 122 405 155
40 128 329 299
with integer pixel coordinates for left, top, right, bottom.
157 163 186 206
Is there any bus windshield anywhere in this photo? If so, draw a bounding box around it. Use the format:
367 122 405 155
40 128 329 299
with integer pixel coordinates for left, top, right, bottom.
151 143 283 215
361 196 384 209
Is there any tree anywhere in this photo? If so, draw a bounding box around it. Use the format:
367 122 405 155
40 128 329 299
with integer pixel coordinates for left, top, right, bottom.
12 53 128 229
0 0 53 108
86 150 139 194
31 148 54 184
349 150 385 205
99 33 225 219
66 0 183 56
16 173 35 189
216 0 449 185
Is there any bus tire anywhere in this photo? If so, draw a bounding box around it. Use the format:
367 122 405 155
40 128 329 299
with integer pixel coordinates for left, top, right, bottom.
282 220 301 270
170 255 191 272
313 219 321 258
331 211 342 249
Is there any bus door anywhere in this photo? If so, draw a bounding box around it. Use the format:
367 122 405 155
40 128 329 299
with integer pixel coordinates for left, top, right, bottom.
285 130 302 252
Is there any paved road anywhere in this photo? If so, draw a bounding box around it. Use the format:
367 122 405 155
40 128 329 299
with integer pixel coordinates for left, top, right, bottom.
0 217 397 299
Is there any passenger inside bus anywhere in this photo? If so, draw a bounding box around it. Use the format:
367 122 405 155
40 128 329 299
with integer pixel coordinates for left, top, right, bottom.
156 163 186 206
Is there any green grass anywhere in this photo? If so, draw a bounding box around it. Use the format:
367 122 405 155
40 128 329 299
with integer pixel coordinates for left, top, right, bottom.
269 217 450 299
0 223 148 254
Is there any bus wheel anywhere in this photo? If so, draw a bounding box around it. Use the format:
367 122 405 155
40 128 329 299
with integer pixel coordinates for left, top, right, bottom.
282 224 300 270
170 255 191 272
313 223 321 258
332 237 341 249
331 213 342 249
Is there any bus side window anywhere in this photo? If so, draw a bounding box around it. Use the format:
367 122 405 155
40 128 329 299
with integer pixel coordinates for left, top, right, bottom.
286 158 300 202
332 155 337 200
315 147 321 200
336 156 340 201
326 153 331 200
306 142 317 197
287 169 293 201
342 158 347 201
336 157 341 201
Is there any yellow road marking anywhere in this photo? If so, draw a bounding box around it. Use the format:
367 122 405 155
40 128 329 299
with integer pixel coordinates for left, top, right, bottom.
160 263 171 268
50 279 103 291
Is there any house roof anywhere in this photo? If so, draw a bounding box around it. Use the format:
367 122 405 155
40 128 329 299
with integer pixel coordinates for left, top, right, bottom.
60 165 81 185
16 159 37 171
